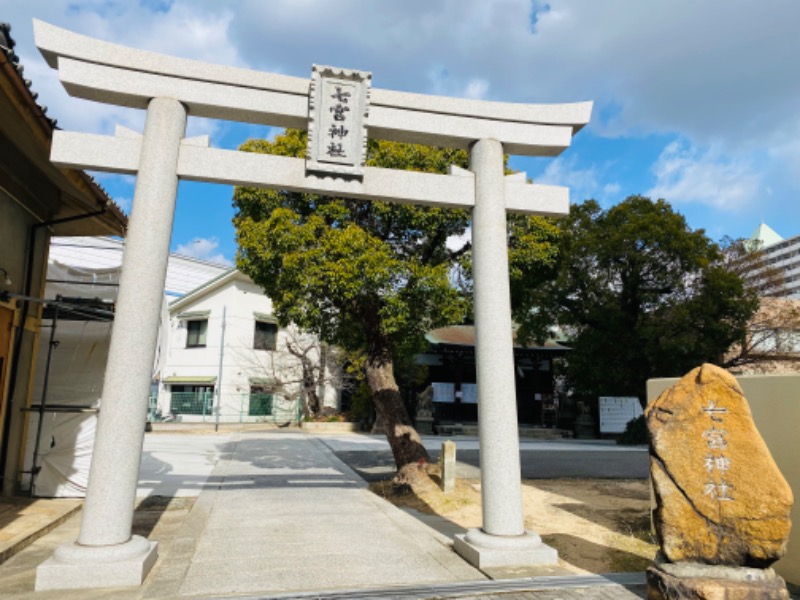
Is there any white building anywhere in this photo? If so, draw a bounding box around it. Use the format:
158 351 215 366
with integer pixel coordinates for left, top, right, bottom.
157 269 339 423
721 223 800 376
25 239 338 496
747 223 800 297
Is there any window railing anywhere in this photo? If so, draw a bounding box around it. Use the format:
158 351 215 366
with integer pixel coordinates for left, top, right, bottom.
149 393 300 424
248 393 273 416
170 391 214 416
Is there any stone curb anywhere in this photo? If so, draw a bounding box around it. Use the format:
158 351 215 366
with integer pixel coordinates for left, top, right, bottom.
0 500 82 566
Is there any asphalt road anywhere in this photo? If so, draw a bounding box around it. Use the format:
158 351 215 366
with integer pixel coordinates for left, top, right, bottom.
317 435 649 482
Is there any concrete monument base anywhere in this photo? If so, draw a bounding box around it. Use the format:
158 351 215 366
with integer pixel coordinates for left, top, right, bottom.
646 564 789 599
35 536 157 591
454 528 558 569
646 554 790 599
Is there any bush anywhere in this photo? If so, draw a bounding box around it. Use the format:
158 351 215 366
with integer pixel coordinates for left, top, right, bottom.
348 381 373 424
617 414 648 445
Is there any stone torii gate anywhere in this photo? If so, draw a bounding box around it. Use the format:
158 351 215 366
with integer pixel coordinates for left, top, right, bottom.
32 20 591 590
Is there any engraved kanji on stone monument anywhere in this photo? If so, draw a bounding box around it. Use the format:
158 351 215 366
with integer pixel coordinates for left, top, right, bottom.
306 65 371 177
645 362 793 600
700 399 735 502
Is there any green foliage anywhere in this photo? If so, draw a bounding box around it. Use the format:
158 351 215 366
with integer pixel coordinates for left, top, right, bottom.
347 381 373 424
234 129 471 358
617 415 648 445
508 214 562 317
514 196 759 403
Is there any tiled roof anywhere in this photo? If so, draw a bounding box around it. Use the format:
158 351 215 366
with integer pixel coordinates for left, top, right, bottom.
0 21 127 234
0 21 57 128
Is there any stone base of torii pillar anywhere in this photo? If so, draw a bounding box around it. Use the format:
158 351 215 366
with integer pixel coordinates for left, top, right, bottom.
454 530 557 569
35 537 158 591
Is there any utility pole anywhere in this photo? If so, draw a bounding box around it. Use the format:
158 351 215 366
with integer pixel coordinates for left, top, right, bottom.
215 305 226 432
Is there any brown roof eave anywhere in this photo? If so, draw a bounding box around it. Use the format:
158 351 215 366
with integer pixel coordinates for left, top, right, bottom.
0 28 127 237
54 173 128 237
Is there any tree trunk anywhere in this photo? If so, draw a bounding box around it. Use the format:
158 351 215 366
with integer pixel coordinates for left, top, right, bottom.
364 349 430 484
301 356 321 416
300 394 311 420
285 336 322 417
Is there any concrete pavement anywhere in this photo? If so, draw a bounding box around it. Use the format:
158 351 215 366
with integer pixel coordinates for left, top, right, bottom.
0 429 653 599
316 433 649 482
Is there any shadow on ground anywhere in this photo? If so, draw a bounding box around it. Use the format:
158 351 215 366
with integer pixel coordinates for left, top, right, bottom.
133 495 195 540
541 533 652 573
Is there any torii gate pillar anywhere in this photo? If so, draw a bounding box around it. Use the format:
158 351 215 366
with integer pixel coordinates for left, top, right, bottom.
452 138 557 567
35 97 187 591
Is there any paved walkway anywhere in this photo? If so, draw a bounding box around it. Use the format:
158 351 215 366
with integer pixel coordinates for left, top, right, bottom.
316 433 648 481
0 430 651 599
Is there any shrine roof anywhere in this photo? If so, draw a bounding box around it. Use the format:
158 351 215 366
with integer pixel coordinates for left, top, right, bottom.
425 325 569 351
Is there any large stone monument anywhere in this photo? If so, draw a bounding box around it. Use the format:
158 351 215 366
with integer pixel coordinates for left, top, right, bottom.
32 19 591 589
645 364 793 599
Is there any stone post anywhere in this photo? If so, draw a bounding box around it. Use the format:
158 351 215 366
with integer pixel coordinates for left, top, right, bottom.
440 440 457 494
453 138 557 568
36 97 187 590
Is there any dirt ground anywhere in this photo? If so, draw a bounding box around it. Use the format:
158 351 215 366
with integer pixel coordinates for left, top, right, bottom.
370 475 657 575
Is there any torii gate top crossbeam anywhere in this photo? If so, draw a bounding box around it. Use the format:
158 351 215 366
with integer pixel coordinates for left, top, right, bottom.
34 19 591 157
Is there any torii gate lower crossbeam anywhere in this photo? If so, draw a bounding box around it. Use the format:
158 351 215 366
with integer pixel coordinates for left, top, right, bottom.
32 20 590 590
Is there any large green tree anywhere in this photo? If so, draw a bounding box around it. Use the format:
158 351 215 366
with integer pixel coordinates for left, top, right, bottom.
513 196 759 404
233 130 473 481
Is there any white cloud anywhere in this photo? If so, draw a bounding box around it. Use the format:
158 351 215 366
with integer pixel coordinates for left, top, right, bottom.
536 155 619 204
646 141 762 209
11 1 800 151
185 117 224 143
174 237 232 266
446 228 472 252
10 0 800 146
8 0 239 136
768 123 800 189
464 79 490 100
602 182 621 198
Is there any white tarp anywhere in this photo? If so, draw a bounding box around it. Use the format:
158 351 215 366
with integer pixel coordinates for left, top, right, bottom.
22 260 118 497
25 412 97 496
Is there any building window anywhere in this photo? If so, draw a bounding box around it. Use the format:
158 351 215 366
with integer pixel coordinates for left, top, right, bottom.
169 385 214 415
254 321 278 350
249 385 273 416
186 319 208 348
432 382 455 403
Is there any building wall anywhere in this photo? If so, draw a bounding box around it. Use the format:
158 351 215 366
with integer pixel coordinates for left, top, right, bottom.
159 275 339 422
763 236 800 297
0 187 53 495
647 375 800 586
725 297 800 375
749 233 800 298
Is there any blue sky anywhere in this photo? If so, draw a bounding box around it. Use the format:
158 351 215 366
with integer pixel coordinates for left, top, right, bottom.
5 0 800 265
